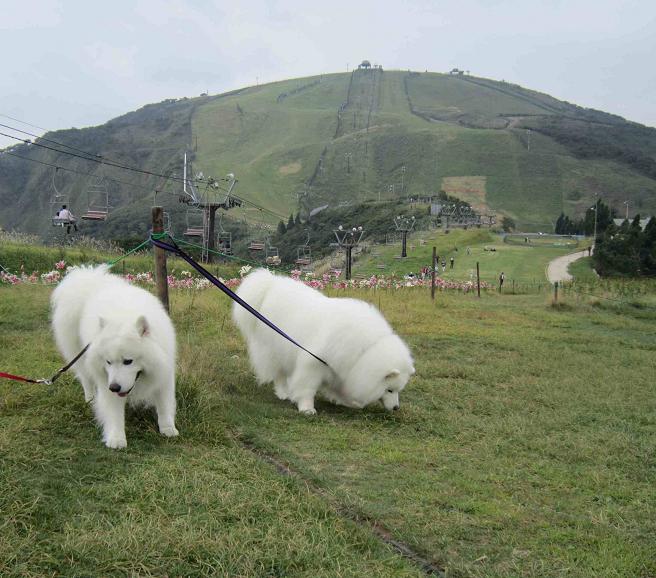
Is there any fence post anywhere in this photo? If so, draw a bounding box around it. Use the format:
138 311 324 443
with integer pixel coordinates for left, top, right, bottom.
431 246 436 301
476 261 481 298
553 281 558 304
152 206 169 312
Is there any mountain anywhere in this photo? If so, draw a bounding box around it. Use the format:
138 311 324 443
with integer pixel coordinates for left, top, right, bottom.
2 68 656 239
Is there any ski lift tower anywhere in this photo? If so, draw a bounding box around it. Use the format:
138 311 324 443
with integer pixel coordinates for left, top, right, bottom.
334 225 364 280
178 152 241 262
394 215 415 258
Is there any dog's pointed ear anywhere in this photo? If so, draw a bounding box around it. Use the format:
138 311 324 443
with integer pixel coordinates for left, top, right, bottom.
385 369 400 380
136 315 149 337
98 317 106 329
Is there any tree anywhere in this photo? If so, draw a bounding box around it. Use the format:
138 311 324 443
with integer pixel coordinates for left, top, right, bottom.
287 213 295 230
277 220 287 236
501 216 515 232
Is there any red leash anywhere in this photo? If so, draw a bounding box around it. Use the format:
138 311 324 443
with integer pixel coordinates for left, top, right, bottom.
0 371 45 384
0 343 90 386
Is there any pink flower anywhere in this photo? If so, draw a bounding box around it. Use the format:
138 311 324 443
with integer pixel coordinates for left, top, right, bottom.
55 260 66 270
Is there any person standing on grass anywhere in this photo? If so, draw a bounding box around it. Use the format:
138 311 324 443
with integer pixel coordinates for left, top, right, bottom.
467 247 471 255
450 256 454 269
441 259 446 273
499 271 505 292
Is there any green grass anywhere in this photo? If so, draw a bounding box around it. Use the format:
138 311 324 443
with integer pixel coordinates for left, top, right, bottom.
568 256 598 282
2 273 655 576
355 229 577 287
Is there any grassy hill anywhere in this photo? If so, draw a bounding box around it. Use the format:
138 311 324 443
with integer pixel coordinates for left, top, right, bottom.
2 278 655 576
2 69 656 240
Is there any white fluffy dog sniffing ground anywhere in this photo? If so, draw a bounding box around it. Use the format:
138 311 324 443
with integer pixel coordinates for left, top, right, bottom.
51 265 178 448
233 269 415 414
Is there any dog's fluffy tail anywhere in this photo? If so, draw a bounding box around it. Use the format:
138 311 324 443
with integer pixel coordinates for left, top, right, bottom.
232 268 276 336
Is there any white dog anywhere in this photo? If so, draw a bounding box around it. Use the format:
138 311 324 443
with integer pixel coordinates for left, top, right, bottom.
233 269 414 414
51 265 178 448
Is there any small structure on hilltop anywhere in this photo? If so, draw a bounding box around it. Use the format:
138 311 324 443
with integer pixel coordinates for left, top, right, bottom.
358 60 371 70
449 68 465 76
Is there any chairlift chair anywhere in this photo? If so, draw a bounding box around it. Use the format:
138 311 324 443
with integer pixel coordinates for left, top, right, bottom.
248 239 265 251
184 207 205 237
265 246 281 266
216 212 233 254
295 245 311 266
50 168 75 227
80 177 110 221
218 232 233 255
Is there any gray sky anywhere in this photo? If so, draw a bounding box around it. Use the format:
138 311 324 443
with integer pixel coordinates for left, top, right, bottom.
1 0 655 148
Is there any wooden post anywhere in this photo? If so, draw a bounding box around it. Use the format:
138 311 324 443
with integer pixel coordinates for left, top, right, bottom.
401 230 408 258
553 281 558 304
512 279 515 294
476 261 481 298
345 246 352 280
431 246 436 301
152 206 169 312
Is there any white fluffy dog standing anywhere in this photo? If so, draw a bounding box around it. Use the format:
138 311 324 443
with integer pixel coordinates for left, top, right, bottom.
51 265 178 448
233 269 414 414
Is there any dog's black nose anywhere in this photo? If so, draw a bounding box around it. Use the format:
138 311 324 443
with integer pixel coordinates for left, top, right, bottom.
393 405 400 411
109 383 121 393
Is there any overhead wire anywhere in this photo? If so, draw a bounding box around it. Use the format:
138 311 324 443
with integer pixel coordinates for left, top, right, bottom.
0 125 288 220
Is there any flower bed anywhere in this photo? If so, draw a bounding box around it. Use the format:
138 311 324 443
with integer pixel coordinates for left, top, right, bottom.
1 262 492 292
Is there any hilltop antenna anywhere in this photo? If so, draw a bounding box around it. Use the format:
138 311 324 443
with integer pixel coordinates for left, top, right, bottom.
334 225 364 280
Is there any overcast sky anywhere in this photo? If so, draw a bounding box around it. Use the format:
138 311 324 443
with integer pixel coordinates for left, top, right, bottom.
1 0 655 148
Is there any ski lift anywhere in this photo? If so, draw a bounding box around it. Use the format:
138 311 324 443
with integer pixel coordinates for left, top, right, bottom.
81 177 110 221
265 238 281 266
216 212 233 255
218 232 233 254
295 246 311 266
184 207 205 237
294 229 312 266
50 168 75 227
163 211 172 233
248 239 266 251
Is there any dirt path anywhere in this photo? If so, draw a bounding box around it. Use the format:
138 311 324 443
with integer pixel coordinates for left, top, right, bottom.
546 249 590 283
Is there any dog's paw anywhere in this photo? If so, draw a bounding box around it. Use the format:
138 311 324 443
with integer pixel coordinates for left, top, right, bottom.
104 435 127 449
160 426 179 438
300 408 317 416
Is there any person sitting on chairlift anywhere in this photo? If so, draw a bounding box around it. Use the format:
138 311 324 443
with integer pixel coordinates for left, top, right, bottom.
57 205 78 234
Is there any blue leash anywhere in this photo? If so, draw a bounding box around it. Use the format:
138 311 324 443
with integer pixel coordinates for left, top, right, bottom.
150 235 330 368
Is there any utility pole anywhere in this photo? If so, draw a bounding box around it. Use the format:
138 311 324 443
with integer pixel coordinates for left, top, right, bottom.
334 225 364 280
394 215 415 258
624 200 630 220
401 165 406 192
431 246 437 301
526 128 531 152
152 206 169 312
344 152 352 174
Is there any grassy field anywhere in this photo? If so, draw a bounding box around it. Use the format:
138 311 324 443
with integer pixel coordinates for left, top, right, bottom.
354 229 579 287
1 273 655 576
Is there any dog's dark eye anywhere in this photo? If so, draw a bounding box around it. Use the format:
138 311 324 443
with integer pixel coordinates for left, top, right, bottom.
123 359 133 366
387 388 394 394
106 360 112 365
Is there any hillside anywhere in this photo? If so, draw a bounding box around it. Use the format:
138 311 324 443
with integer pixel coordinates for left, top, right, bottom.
2 69 656 239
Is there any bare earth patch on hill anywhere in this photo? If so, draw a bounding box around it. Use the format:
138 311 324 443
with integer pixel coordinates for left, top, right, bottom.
278 161 302 175
441 176 490 212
